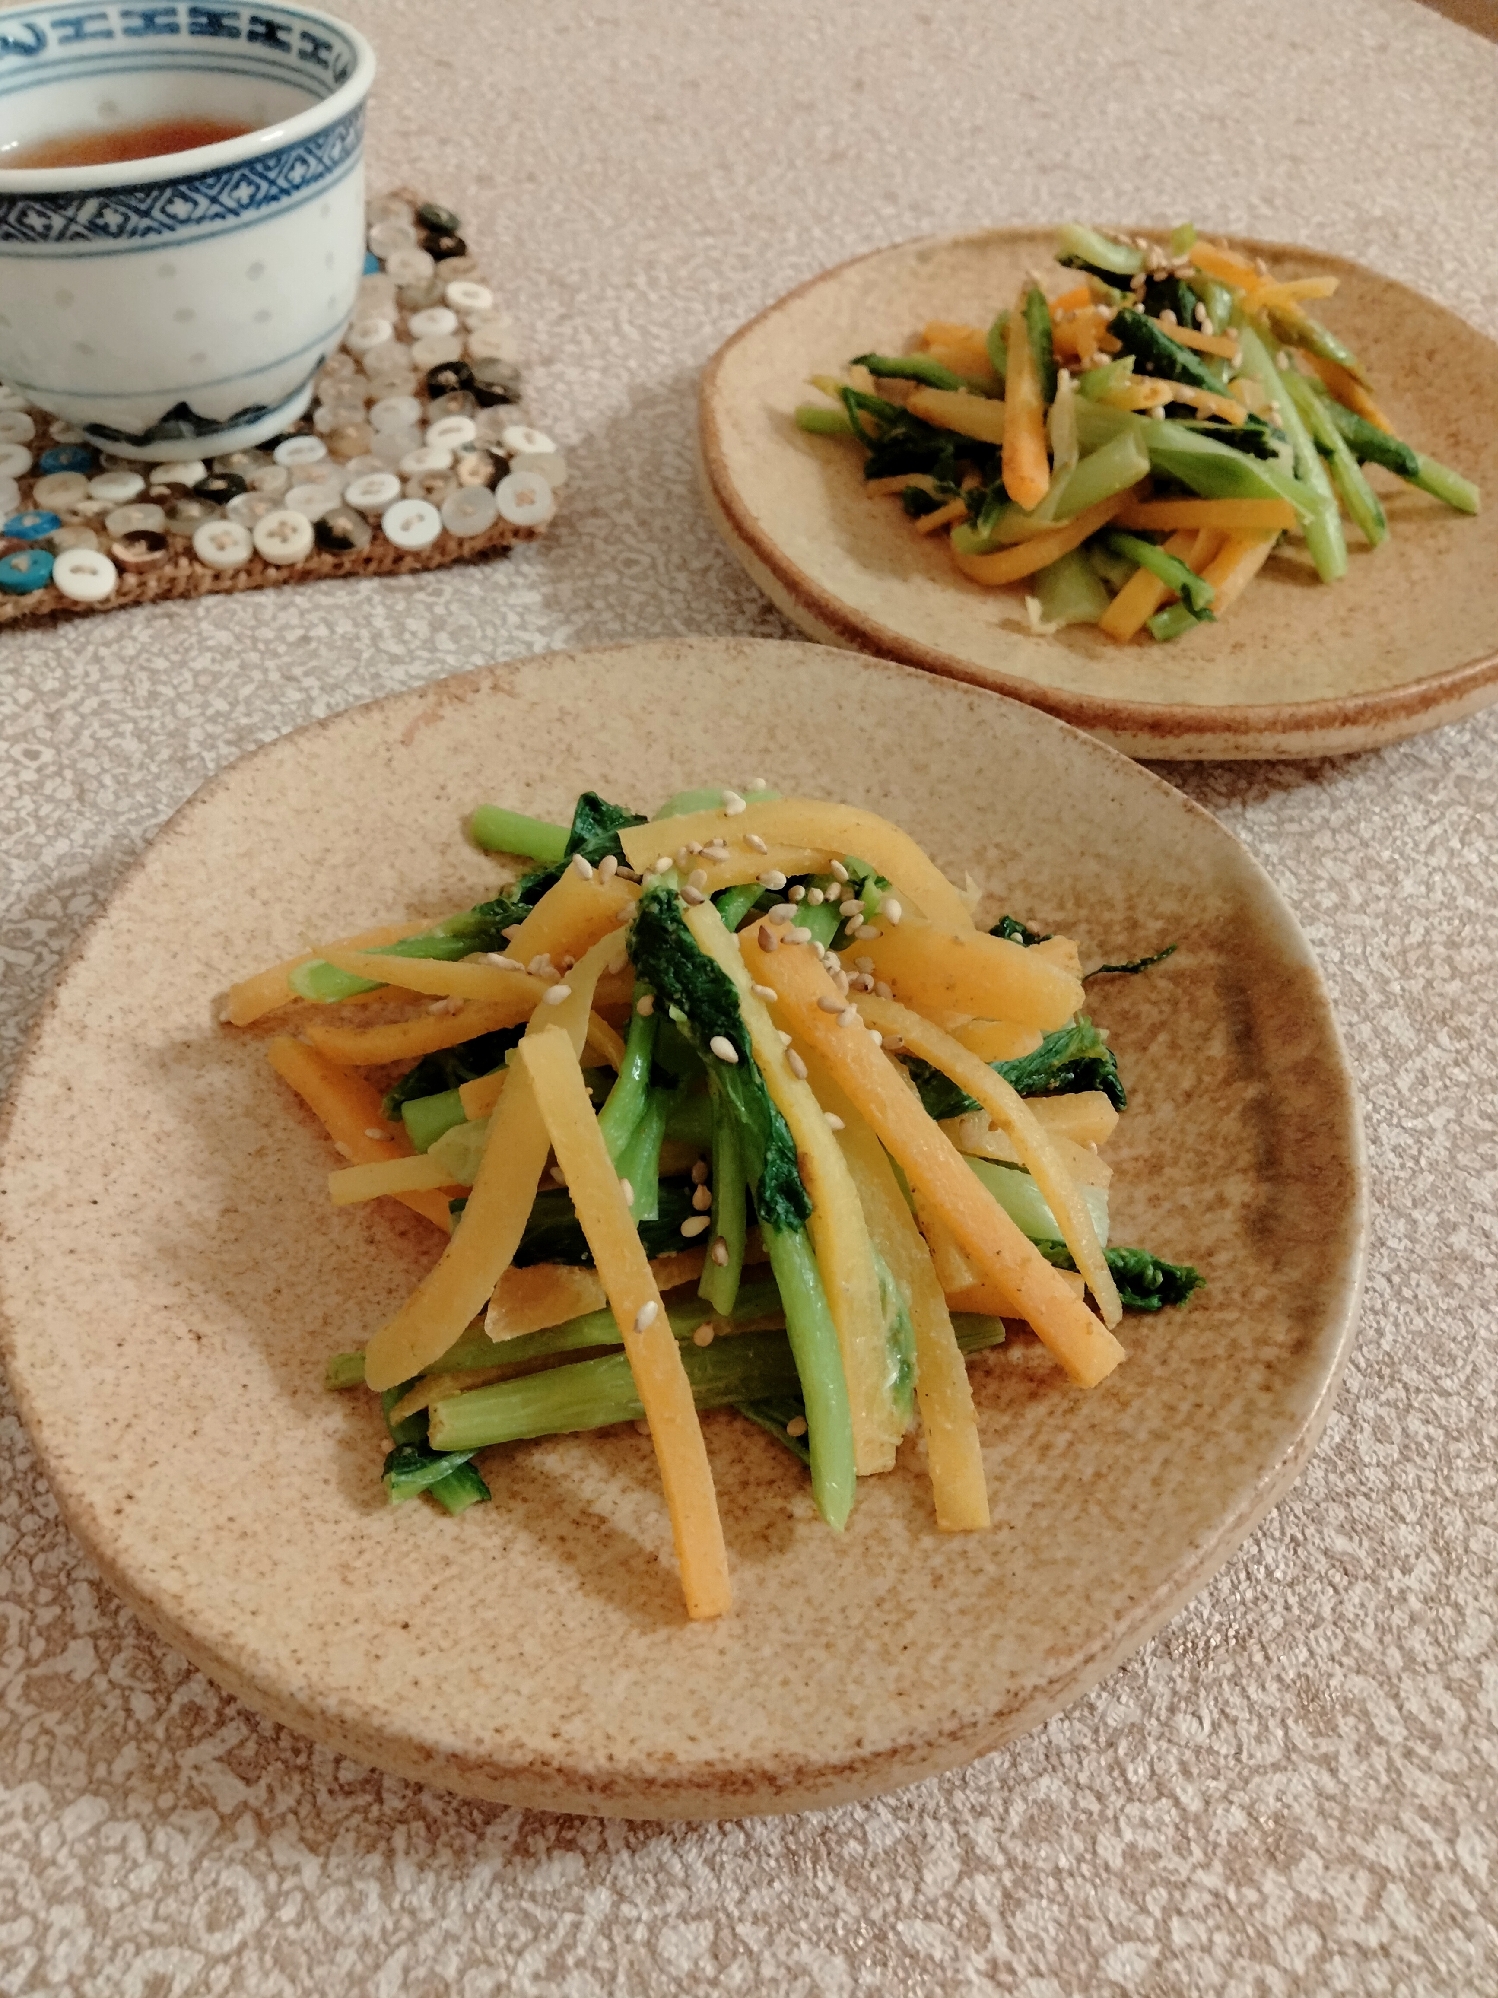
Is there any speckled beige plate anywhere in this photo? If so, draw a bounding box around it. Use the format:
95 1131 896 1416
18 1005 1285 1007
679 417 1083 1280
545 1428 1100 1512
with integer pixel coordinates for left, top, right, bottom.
700 229 1498 759
0 638 1365 1819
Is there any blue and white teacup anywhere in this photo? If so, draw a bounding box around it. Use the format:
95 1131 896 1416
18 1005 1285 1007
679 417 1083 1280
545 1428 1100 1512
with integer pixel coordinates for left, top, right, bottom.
0 1 375 459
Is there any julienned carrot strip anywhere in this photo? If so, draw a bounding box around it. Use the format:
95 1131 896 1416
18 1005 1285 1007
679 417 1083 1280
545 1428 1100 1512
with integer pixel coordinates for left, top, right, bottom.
1190 241 1262 289
360 928 627 1392
950 493 1131 589
1197 532 1277 616
1097 530 1199 643
1163 323 1241 359
266 1038 454 1233
302 989 547 1066
906 385 1006 447
1304 352 1393 433
1116 498 1296 534
1188 527 1228 573
913 497 969 536
224 919 445 1026
316 948 547 1004
1002 282 1050 510
328 1154 454 1205
518 1026 732 1622
1049 285 1092 316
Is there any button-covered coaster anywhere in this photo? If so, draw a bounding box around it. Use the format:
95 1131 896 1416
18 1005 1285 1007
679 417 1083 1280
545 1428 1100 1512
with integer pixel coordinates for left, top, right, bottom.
0 189 561 626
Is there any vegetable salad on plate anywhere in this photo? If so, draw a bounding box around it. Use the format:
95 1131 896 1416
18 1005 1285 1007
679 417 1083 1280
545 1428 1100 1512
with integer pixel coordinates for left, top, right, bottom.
223 785 1200 1619
795 223 1479 644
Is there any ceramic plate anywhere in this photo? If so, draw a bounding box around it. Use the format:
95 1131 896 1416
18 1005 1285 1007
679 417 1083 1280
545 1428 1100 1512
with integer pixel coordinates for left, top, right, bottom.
699 229 1498 759
0 638 1365 1819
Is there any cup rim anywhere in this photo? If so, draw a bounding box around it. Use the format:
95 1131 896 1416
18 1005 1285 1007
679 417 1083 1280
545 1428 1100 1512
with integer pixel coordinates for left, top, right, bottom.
0 1 376 193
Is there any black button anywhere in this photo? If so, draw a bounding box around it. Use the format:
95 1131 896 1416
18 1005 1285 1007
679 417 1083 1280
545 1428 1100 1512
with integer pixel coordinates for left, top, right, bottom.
420 231 468 262
193 473 248 503
314 505 373 554
426 360 476 398
416 202 461 235
470 356 522 405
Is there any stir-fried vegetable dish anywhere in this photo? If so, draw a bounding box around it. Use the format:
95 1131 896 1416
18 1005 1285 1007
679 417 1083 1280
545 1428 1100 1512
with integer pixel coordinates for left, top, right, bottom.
222 784 1201 1619
795 223 1479 643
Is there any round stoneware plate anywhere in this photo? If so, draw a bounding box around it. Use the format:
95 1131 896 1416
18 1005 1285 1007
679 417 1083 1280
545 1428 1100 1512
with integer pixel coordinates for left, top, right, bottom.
0 638 1366 1820
699 228 1498 760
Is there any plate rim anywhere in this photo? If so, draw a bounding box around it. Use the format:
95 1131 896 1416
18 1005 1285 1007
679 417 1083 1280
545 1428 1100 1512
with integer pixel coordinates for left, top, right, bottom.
699 225 1498 760
0 638 1370 1817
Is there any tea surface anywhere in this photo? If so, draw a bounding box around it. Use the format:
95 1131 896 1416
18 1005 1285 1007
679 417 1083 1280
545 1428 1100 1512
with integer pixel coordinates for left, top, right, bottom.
5 119 254 169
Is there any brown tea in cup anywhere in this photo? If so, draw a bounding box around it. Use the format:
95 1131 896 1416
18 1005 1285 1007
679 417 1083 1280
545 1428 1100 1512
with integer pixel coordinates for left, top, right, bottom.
5 119 254 170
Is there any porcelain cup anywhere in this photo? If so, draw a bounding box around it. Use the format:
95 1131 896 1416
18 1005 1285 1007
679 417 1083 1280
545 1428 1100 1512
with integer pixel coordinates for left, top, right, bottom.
0 1 374 459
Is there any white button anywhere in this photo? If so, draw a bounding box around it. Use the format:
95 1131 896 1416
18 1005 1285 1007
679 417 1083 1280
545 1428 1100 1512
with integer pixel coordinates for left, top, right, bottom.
48 421 87 443
362 341 416 385
444 280 493 315
344 316 394 356
283 482 339 521
89 470 145 504
369 394 423 433
250 463 292 497
407 306 459 340
104 502 166 537
253 508 315 564
273 435 328 469
410 333 463 369
194 518 255 570
51 524 100 554
384 247 435 286
340 454 386 480
500 425 555 457
226 491 279 529
0 384 27 412
509 449 568 489
52 545 118 601
0 475 22 517
343 471 402 514
426 414 477 452
150 459 207 488
294 458 345 491
466 326 519 362
0 409 35 444
32 471 90 509
399 444 454 476
380 497 442 550
494 470 555 527
367 217 418 257
0 444 33 480
441 485 499 538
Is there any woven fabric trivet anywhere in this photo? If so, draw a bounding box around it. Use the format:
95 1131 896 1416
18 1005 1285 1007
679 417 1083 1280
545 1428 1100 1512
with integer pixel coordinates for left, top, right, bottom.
0 186 555 627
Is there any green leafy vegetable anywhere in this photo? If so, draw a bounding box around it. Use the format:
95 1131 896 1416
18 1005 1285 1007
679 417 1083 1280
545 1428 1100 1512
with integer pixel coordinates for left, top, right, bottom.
906 1016 1126 1120
1085 944 1178 979
1033 1241 1204 1311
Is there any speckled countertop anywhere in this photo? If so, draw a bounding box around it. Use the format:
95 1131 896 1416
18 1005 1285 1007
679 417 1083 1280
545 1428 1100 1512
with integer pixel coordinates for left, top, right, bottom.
2 1 1496 1992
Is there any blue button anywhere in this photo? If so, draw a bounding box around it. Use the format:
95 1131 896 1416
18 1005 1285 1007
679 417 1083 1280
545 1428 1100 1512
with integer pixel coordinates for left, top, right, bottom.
364 249 380 274
3 510 62 540
38 444 97 476
0 547 55 593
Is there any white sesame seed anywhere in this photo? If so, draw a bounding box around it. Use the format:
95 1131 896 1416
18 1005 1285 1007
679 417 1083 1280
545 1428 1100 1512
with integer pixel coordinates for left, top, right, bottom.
607 952 628 977
839 899 863 919
817 994 844 1013
711 1237 729 1266
687 868 708 890
618 1177 634 1206
883 1035 905 1052
527 953 552 976
334 1140 352 1158
560 954 576 972
838 1006 858 1027
634 1301 658 1332
692 1184 713 1211
751 982 778 1003
787 927 813 944
874 980 893 1000
550 1165 568 1186
681 885 706 905
747 776 769 790
570 853 593 879
636 993 655 1016
829 859 850 883
745 832 768 853
868 1029 883 1048
653 855 673 874
484 952 525 970
853 956 874 974
786 1416 808 1437
427 996 464 1015
364 1127 393 1140
769 902 797 923
824 1112 845 1131
502 923 523 940
680 1214 711 1238
721 789 747 815
788 884 806 903
1149 405 1165 422
542 982 572 1006
634 1417 651 1435
758 869 787 891
709 1034 739 1064
703 840 729 859
787 1049 808 1080
615 867 639 882
807 887 826 906
1159 308 1177 327
777 1029 793 1046
852 923 882 942
675 847 690 865
1195 302 1209 327
882 898 903 925
217 1008 234 1025
757 923 779 953
598 853 619 880
692 1322 715 1347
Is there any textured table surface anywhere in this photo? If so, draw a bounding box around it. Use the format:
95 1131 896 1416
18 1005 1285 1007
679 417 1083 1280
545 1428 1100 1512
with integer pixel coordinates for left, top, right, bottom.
2 1 1495 1992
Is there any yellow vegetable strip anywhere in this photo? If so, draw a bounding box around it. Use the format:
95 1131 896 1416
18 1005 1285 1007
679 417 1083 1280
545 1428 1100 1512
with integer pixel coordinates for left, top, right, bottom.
854 995 1123 1329
1189 241 1262 288
1162 323 1241 359
685 900 902 1476
316 949 552 1004
517 1028 732 1622
1116 497 1295 533
747 936 1124 1386
1198 531 1278 617
914 497 969 536
906 385 1006 448
620 799 974 931
807 1059 989 1531
266 1038 453 1233
951 1020 1043 1062
941 1116 1112 1188
302 988 547 1065
923 342 998 385
1304 352 1393 433
1253 275 1337 306
1048 285 1092 316
498 868 641 967
583 1012 628 1069
950 493 1131 588
1028 935 1083 979
459 1068 507 1119
1097 529 1200 643
328 1154 455 1205
223 918 443 1027
360 929 625 1391
487 1262 607 1338
846 920 1083 1034
1021 1091 1119 1148
1002 282 1050 510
